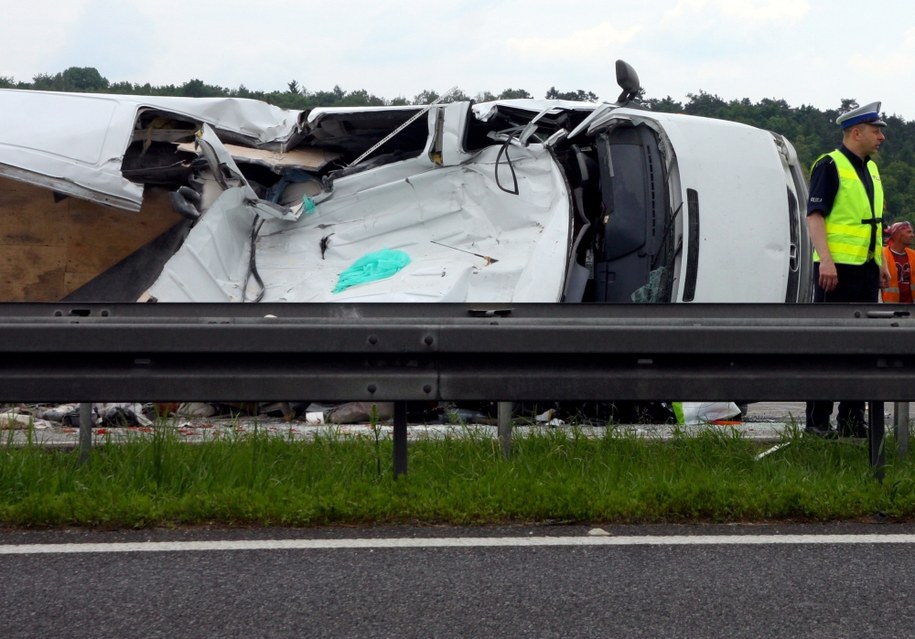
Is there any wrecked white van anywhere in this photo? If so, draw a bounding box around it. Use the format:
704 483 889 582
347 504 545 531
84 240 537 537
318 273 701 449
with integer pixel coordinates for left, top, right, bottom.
0 61 811 304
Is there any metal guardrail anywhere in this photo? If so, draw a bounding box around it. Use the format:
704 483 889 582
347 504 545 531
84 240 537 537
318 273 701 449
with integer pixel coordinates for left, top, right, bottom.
0 302 912 477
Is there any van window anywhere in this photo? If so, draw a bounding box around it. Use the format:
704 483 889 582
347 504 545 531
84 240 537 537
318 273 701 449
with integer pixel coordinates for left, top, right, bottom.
592 125 672 302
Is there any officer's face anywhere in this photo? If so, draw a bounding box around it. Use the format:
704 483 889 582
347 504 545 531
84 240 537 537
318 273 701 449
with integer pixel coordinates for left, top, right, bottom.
856 124 885 155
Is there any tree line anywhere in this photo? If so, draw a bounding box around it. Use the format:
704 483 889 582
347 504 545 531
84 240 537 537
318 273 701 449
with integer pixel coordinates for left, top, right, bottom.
3 66 913 224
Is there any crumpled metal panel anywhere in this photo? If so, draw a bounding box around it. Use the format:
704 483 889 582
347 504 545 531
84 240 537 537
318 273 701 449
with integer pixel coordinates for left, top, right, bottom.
147 140 572 303
0 90 301 212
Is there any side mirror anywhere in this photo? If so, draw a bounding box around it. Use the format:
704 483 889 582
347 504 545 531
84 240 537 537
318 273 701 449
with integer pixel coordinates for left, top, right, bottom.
615 59 641 105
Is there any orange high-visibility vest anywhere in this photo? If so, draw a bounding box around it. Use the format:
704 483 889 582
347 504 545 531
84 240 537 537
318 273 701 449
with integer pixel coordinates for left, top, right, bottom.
881 245 915 302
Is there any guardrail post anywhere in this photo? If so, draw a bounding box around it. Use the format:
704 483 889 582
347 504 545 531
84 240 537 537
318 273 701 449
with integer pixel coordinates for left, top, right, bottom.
894 401 909 457
78 402 92 465
498 402 513 458
393 401 408 479
869 401 886 481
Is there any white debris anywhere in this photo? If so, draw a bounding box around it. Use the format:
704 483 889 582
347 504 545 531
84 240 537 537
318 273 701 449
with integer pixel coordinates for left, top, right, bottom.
1 411 51 430
304 411 326 425
176 402 220 418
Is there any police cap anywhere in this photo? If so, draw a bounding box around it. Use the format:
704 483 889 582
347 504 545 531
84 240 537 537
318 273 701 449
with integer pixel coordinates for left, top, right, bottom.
836 101 887 129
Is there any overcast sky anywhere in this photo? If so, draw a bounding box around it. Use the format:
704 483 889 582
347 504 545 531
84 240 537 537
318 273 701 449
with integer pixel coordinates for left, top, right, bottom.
3 0 914 121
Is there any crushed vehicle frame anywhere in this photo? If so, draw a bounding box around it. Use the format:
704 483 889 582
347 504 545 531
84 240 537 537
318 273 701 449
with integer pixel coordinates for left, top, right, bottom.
0 60 811 305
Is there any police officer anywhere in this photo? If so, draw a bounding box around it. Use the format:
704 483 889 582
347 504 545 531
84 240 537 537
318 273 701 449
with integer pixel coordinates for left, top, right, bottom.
806 101 890 438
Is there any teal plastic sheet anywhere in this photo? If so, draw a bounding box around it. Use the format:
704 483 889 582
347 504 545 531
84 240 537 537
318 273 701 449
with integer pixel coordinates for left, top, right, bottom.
333 249 411 293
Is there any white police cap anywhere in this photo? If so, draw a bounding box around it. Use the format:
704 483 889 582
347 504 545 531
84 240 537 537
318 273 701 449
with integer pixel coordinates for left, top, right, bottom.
836 101 887 129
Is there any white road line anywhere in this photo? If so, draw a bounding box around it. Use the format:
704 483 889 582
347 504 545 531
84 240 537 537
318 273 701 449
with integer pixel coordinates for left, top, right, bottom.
1 534 915 555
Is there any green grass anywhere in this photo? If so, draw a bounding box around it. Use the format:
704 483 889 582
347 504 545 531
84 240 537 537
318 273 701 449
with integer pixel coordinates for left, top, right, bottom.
1 423 914 528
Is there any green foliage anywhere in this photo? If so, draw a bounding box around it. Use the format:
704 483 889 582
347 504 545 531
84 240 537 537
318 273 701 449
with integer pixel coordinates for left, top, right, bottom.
498 88 532 100
29 66 111 93
545 86 599 101
412 89 439 104
178 78 227 98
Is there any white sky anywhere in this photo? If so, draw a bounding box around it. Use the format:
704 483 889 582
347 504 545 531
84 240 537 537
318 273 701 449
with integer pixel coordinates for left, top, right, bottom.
2 0 915 121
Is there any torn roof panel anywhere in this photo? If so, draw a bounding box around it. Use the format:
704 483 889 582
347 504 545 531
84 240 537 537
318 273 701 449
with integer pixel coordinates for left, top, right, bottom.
0 90 144 210
472 98 599 120
0 89 303 211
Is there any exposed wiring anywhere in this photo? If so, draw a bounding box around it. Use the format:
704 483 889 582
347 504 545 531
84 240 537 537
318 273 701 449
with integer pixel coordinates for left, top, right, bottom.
495 137 519 195
243 215 266 303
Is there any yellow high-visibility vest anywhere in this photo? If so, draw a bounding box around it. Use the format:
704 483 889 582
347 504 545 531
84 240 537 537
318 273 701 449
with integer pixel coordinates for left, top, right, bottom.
812 150 883 265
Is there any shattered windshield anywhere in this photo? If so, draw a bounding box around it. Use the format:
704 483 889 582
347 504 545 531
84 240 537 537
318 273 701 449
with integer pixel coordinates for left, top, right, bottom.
559 121 674 304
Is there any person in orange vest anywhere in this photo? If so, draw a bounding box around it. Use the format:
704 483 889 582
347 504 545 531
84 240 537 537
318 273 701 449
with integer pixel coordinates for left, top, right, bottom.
882 221 915 303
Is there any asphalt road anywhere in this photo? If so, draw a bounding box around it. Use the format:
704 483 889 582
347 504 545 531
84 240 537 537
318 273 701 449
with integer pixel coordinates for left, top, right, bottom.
2 522 914 638
2 403 912 637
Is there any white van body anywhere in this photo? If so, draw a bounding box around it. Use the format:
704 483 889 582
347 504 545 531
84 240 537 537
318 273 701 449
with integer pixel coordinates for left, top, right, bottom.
146 102 811 304
0 64 811 305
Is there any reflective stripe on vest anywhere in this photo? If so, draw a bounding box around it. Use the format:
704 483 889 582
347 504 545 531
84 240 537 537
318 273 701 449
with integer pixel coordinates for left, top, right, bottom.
812 150 883 266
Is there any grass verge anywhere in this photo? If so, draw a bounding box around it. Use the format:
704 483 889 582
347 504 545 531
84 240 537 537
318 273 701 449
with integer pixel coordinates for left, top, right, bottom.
1 423 913 528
